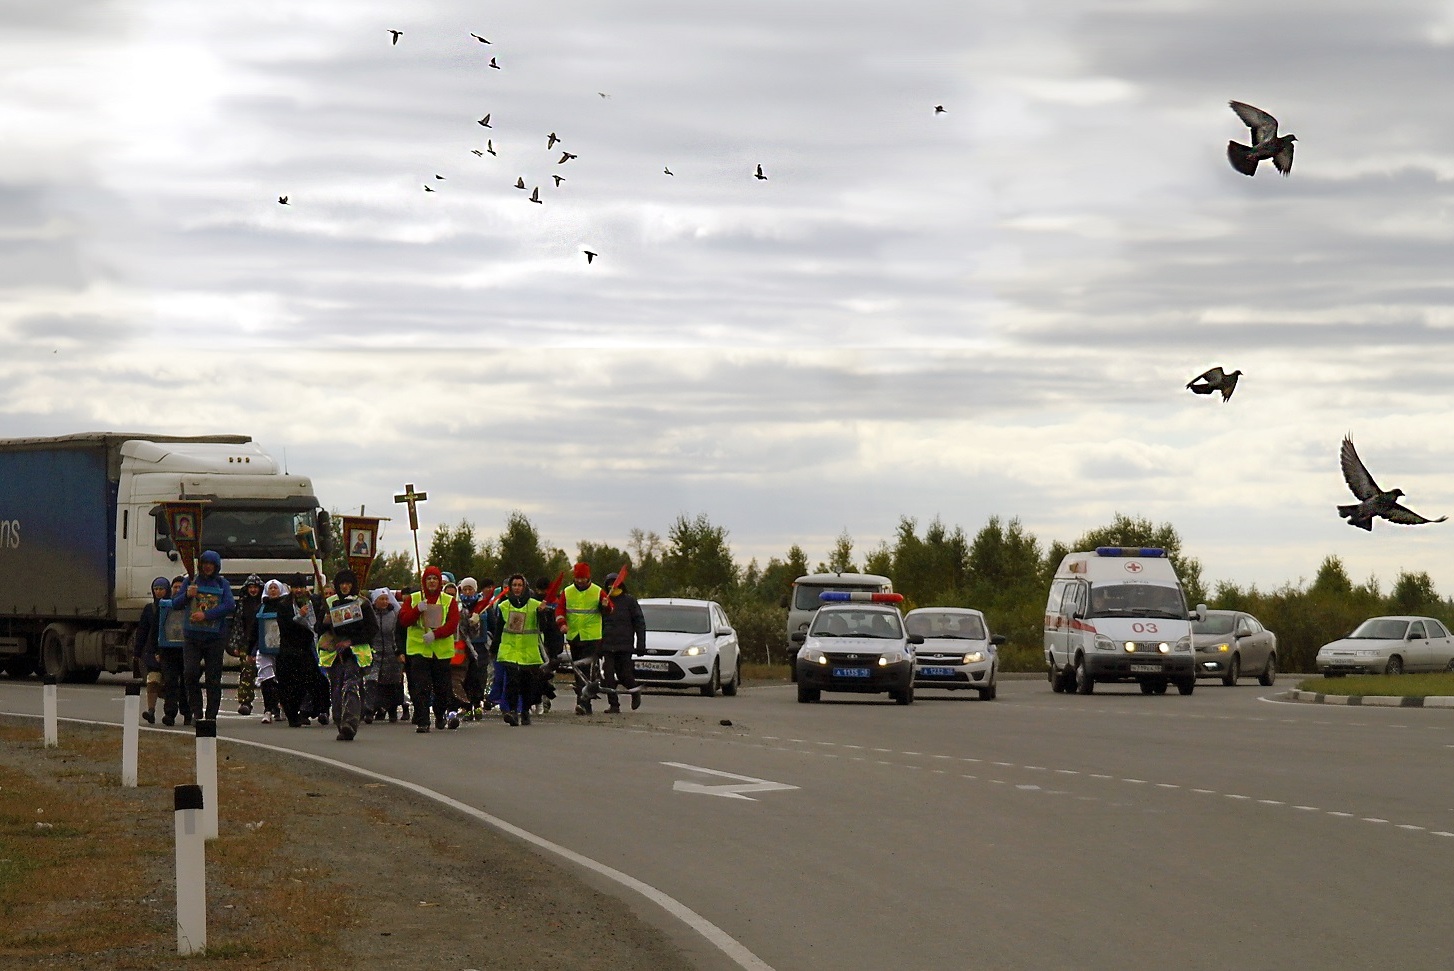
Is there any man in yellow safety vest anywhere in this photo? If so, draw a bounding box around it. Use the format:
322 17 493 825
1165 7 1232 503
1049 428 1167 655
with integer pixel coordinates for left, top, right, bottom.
397 565 460 733
559 562 612 715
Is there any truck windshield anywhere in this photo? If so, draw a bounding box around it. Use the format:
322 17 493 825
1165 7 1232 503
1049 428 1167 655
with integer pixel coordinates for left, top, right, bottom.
156 507 314 559
1087 583 1186 619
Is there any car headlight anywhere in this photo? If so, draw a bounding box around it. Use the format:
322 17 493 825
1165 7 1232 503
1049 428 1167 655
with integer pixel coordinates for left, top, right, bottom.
962 651 984 664
1175 636 1191 653
1157 642 1171 654
879 652 905 665
1214 643 1229 653
1095 634 1117 652
683 645 704 656
801 647 825 663
1123 642 1137 653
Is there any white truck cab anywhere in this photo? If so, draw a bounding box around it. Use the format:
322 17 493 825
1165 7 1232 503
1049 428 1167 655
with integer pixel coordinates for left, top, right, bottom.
1044 547 1205 696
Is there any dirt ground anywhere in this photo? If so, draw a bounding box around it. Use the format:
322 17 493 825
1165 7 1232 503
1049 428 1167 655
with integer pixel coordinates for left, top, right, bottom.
0 717 698 971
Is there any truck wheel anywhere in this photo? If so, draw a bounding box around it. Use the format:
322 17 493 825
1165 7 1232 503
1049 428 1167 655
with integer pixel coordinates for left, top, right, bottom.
1074 656 1094 694
1049 665 1065 693
1139 680 1155 695
1176 679 1195 696
40 627 68 681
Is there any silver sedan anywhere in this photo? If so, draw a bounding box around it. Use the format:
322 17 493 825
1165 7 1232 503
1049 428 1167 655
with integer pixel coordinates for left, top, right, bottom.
1192 610 1278 685
1316 615 1454 676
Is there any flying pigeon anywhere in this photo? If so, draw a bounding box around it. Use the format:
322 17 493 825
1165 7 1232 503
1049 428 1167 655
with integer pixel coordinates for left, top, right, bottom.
478 114 492 128
388 29 402 45
1338 435 1447 531
470 32 490 44
1227 101 1296 177
598 92 610 98
278 195 289 205
552 174 565 186
664 166 673 176
489 57 500 70
1186 366 1241 402
547 132 559 149
514 177 526 189
584 250 597 264
558 151 577 164
754 164 767 181
434 174 445 180
423 185 435 192
487 140 496 155
471 149 483 156
529 187 542 204
934 105 946 114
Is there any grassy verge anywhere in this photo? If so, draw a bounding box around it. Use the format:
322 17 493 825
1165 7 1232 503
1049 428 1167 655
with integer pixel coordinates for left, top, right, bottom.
1295 672 1454 697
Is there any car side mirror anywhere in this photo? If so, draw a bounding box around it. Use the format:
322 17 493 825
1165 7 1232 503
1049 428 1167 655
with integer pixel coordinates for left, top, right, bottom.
790 632 806 644
908 634 925 645
990 634 1007 646
1192 603 1207 622
716 628 732 636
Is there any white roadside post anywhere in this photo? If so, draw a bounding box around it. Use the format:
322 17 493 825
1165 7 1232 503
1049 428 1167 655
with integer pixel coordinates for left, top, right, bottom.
194 719 218 840
121 680 141 787
42 673 58 748
173 783 207 955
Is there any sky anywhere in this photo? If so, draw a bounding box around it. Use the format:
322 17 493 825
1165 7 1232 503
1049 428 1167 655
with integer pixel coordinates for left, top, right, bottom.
5 0 1454 595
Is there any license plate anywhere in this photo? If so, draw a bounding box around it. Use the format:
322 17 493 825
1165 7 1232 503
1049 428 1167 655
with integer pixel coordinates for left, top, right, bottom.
919 666 956 677
834 667 871 678
636 661 670 672
1130 664 1161 673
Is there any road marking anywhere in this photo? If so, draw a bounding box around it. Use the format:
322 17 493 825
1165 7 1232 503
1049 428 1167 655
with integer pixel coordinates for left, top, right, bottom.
1293 806 1319 811
1398 824 1425 831
1328 812 1354 818
1362 818 1389 824
663 763 799 802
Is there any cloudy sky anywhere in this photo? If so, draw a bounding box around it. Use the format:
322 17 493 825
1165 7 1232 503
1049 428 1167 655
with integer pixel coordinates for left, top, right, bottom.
6 0 1454 593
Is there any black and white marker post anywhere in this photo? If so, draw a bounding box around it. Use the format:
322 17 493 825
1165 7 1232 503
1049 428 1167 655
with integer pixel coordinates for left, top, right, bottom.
194 719 218 840
122 680 141 787
42 673 58 748
173 783 206 955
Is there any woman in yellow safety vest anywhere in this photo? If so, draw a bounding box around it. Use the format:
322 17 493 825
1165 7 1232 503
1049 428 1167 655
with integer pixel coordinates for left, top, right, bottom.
488 574 555 727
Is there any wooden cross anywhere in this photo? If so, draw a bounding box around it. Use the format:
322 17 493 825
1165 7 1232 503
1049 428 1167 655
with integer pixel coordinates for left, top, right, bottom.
394 483 427 573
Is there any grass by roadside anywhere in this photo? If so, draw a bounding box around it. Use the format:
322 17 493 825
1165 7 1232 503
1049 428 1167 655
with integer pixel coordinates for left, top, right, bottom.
1295 672 1454 697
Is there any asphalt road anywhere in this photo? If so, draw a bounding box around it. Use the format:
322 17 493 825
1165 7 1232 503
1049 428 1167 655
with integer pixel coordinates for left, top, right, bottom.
6 674 1454 970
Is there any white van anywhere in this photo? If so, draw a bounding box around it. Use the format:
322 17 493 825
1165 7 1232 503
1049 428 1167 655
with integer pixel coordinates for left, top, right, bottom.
1044 547 1204 695
786 573 893 678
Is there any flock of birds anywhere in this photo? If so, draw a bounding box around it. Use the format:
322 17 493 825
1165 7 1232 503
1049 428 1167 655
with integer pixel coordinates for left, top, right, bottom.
1179 101 1444 532
278 33 1439 535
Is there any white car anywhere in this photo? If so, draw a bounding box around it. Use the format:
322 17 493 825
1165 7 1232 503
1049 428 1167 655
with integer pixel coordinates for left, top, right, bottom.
634 598 741 697
1315 616 1454 676
793 603 921 704
905 607 1005 700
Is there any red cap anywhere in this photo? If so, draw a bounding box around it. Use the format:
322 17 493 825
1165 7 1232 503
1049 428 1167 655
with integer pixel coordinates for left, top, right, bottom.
572 562 590 579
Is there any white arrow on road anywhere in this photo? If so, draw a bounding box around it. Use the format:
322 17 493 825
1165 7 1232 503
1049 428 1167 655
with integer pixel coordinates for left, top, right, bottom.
663 762 800 801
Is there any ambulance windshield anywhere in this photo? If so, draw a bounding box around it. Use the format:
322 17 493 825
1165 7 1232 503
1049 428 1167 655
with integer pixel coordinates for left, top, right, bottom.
1087 583 1186 619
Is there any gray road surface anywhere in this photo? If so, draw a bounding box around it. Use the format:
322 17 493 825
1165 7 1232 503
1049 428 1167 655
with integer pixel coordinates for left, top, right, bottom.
5 675 1453 970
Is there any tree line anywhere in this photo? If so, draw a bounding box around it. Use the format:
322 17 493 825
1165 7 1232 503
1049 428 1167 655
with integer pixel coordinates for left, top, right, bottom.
330 509 1453 674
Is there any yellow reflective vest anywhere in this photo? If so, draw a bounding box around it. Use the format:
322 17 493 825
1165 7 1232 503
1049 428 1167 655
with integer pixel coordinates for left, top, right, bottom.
406 592 456 660
497 598 545 665
563 583 605 641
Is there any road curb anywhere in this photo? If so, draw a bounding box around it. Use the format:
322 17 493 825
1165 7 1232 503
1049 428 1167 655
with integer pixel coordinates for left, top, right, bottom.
1279 689 1454 708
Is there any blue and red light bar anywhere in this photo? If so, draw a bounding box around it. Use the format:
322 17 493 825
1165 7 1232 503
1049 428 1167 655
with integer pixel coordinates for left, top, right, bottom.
1094 547 1166 558
819 591 905 604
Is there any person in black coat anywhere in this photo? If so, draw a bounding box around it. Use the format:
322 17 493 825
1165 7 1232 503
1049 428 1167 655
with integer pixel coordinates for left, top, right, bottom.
598 573 646 712
271 574 326 728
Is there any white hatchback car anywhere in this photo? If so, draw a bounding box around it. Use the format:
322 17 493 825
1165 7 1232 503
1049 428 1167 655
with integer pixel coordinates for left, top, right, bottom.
634 598 741 697
904 607 1005 700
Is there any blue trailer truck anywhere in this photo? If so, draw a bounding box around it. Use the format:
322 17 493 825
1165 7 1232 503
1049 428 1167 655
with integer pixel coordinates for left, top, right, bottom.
0 433 328 682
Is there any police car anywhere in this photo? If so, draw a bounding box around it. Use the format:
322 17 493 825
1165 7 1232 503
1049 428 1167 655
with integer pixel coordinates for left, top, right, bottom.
792 592 920 704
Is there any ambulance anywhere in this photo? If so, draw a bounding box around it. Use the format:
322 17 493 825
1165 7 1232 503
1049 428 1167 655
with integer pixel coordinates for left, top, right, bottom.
1043 547 1205 695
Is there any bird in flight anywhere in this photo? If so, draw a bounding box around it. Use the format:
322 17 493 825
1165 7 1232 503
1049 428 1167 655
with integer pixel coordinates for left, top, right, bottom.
471 149 484 156
435 174 445 180
529 187 543 204
598 92 610 98
1227 101 1295 177
489 57 500 70
478 114 492 128
388 29 402 45
514 177 526 189
423 184 435 192
278 195 289 205
552 174 565 186
584 250 597 264
1338 436 1447 531
754 164 767 180
558 151 577 164
470 32 490 44
934 105 946 114
664 166 673 176
547 132 559 149
1186 366 1241 402
487 140 496 155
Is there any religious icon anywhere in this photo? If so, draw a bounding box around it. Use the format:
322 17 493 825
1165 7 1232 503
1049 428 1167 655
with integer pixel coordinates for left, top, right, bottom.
174 514 195 540
350 529 372 556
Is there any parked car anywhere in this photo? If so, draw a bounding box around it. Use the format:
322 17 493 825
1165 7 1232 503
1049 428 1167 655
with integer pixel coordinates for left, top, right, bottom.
1315 616 1454 676
793 603 922 704
1192 609 1278 685
904 607 1004 700
633 598 741 697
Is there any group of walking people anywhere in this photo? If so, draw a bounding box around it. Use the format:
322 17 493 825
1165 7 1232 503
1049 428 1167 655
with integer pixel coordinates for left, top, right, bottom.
132 551 647 740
